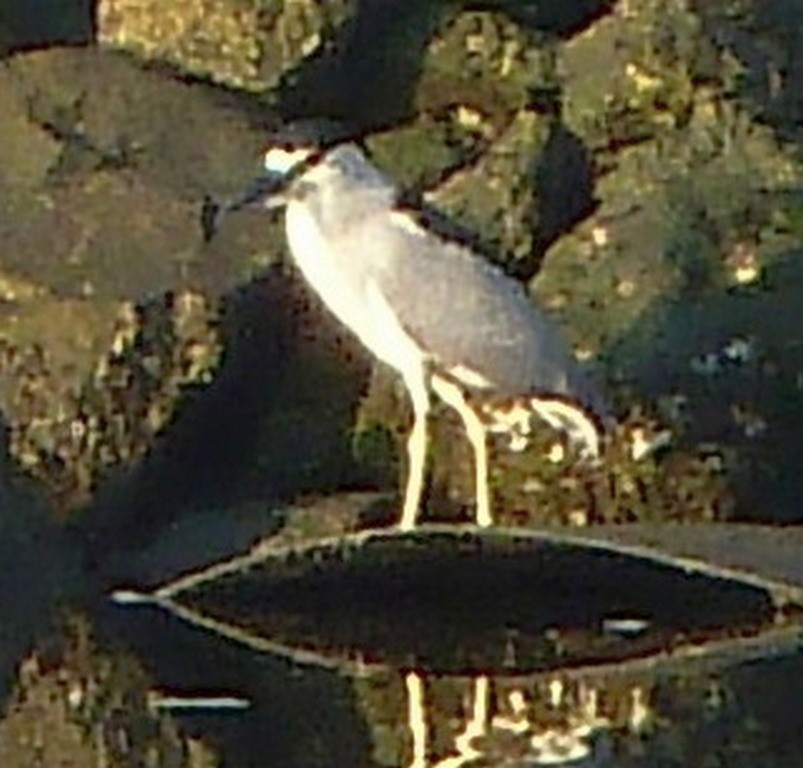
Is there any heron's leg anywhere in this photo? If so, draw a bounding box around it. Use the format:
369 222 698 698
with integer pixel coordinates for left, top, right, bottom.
399 366 430 531
405 672 428 768
430 375 492 527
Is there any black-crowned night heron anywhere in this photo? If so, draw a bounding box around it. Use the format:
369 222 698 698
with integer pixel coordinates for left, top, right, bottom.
209 122 607 531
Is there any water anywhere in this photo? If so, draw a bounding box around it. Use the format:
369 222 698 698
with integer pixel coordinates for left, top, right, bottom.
96 522 803 767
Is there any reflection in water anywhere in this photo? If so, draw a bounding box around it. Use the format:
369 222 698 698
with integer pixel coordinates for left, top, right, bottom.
104 524 803 766
402 672 651 767
13 603 803 768
100 588 803 767
146 691 251 712
124 525 795 676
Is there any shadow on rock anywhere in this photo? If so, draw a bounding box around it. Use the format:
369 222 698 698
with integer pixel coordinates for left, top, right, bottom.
609 247 803 523
0 0 93 54
468 0 615 36
0 416 82 706
695 1 803 142
276 0 448 129
81 265 373 564
98 601 375 768
276 0 616 130
515 116 597 282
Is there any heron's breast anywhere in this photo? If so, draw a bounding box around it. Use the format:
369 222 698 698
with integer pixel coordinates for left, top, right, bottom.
285 202 426 374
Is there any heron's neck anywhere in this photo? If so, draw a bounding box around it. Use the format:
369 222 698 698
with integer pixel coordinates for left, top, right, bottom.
294 185 393 238
283 199 377 350
285 200 326 260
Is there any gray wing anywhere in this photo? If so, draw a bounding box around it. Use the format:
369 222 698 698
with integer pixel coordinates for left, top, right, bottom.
359 208 603 411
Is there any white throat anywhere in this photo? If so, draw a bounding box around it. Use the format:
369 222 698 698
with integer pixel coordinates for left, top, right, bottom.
283 199 425 375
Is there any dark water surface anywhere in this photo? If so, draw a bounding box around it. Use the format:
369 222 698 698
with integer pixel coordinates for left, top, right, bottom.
97 523 803 767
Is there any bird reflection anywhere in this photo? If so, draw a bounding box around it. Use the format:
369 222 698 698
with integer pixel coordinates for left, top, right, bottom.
403 671 651 767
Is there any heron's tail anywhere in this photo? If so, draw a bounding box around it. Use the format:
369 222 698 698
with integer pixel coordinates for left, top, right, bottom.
527 397 603 460
484 396 603 461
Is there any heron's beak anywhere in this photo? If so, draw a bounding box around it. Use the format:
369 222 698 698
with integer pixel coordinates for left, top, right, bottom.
201 170 289 241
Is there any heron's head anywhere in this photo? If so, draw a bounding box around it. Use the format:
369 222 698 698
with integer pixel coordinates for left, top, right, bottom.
259 119 353 201
203 120 376 239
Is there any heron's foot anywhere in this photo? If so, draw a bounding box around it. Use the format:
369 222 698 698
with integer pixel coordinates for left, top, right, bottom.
399 504 419 532
475 505 494 528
